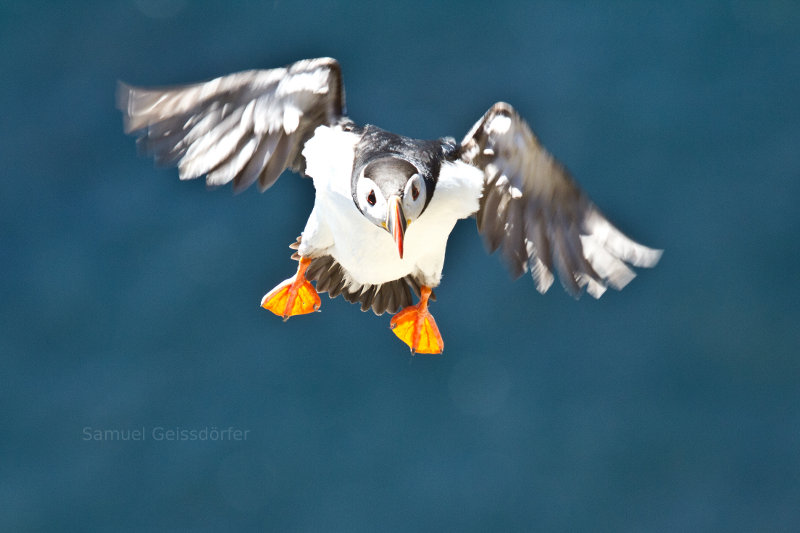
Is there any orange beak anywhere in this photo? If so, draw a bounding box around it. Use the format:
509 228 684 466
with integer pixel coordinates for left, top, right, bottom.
386 195 407 259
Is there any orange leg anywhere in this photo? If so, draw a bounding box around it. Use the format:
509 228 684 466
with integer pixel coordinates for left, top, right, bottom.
260 257 321 320
389 286 444 354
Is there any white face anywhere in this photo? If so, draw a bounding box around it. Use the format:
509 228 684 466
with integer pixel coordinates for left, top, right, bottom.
355 176 388 227
401 173 426 223
355 172 428 228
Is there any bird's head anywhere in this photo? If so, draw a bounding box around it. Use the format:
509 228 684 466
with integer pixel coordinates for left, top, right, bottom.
353 156 431 259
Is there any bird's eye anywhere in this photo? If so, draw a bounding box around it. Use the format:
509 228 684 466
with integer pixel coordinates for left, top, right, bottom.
367 190 376 206
411 184 420 201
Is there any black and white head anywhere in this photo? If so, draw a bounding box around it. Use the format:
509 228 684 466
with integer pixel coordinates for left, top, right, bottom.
353 156 430 259
350 126 448 258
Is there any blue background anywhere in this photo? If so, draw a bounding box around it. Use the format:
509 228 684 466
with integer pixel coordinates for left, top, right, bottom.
2 1 799 531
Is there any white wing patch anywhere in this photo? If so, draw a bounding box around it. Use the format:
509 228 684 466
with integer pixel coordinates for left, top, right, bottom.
282 106 301 134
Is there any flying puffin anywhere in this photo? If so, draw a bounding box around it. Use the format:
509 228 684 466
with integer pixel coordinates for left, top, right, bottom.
117 57 661 354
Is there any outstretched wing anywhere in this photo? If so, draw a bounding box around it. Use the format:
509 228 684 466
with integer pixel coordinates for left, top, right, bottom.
459 102 661 298
117 57 346 192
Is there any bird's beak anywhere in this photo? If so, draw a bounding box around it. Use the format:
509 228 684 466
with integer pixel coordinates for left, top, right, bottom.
386 195 407 259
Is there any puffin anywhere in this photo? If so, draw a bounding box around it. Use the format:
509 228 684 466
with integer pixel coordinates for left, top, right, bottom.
117 57 661 354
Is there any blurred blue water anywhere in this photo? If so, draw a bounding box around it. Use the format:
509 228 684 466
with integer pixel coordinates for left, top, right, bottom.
1 1 799 531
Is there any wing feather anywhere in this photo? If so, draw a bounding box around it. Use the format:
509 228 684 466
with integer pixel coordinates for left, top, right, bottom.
459 102 661 298
117 57 346 192
259 132 293 191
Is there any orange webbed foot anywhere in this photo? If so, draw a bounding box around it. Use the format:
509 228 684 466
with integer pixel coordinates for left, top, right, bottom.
389 286 444 354
261 257 321 320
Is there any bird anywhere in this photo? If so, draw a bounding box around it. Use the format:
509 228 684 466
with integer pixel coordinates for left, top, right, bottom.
117 57 662 354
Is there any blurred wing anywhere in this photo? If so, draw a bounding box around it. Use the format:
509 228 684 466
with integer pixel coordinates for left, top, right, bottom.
459 102 662 298
117 57 345 192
